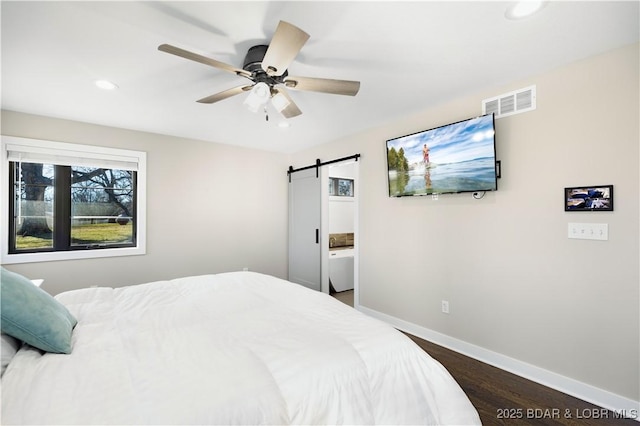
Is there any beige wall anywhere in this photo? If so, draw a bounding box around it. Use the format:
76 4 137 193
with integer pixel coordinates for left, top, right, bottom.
1 111 289 294
2 43 637 405
291 43 639 401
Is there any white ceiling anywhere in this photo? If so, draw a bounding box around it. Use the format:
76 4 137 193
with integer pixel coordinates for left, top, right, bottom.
2 1 638 153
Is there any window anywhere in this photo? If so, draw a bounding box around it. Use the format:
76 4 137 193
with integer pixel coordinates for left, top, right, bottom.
329 177 354 197
2 136 146 264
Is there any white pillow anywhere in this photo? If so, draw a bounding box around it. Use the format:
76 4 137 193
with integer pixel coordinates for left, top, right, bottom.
1 333 20 376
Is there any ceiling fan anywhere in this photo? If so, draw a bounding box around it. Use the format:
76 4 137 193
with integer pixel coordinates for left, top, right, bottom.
158 20 360 119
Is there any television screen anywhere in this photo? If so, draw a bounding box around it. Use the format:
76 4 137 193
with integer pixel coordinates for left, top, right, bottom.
386 113 497 197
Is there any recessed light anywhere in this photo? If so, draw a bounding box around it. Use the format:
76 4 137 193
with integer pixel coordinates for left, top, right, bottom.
505 1 546 20
95 79 118 90
278 121 290 128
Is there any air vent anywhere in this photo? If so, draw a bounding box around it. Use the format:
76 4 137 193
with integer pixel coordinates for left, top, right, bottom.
482 85 536 118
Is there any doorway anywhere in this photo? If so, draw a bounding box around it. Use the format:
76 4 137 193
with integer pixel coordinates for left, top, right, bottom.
322 160 359 308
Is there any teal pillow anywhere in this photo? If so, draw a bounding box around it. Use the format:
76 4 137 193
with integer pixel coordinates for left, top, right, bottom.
0 267 77 354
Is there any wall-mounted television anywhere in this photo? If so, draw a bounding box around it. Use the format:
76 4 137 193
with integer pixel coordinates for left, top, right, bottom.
386 113 498 197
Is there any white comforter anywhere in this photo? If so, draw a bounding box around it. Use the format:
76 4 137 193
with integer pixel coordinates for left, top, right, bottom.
1 271 480 425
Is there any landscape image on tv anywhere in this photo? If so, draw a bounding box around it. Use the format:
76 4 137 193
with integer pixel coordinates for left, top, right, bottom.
386 114 497 197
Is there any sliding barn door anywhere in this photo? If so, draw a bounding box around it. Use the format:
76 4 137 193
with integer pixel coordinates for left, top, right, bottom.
288 168 321 291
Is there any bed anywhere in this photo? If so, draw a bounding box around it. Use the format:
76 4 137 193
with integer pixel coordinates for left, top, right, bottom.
1 269 480 425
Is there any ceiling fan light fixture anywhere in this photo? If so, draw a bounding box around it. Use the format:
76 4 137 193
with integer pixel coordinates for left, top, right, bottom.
271 91 291 112
243 82 270 112
159 20 360 119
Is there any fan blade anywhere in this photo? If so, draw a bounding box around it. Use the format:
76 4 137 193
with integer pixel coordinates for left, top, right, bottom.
158 44 252 79
261 21 310 76
197 85 252 104
272 88 302 119
284 76 360 96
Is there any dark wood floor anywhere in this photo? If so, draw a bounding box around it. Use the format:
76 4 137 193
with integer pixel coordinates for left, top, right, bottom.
330 291 636 425
405 334 637 426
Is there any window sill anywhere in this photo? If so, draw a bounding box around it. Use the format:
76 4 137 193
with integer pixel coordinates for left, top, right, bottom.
1 245 145 265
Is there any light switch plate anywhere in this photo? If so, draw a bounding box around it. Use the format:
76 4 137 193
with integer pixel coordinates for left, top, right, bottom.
568 223 608 240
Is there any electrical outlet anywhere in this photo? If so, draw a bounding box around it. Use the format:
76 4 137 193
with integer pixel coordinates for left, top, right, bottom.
441 300 450 314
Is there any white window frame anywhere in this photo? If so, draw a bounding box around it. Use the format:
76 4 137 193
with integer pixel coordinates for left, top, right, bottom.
1 136 146 264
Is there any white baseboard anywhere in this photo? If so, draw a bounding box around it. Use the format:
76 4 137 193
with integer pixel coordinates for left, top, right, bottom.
358 305 640 421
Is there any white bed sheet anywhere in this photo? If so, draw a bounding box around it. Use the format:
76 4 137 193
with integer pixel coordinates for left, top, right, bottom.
1 271 480 425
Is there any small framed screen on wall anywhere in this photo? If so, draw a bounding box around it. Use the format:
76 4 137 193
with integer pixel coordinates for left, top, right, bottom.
564 185 613 211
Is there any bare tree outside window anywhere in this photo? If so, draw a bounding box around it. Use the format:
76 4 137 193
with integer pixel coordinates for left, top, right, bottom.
11 162 136 252
14 163 54 248
71 166 134 246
